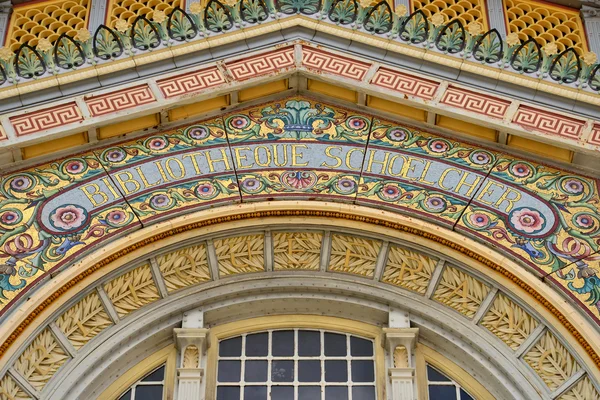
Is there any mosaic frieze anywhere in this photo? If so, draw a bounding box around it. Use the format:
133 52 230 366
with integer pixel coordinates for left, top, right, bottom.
2 96 600 326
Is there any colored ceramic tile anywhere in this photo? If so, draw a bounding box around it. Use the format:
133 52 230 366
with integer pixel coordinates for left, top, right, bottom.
356 117 498 226
456 155 600 321
224 97 371 202
10 102 83 136
92 117 240 224
0 153 140 314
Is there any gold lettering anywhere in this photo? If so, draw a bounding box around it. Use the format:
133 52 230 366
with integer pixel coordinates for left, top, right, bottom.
495 188 522 213
101 178 120 198
205 149 232 172
230 239 261 268
418 160 436 185
454 172 483 197
291 144 309 166
438 168 461 191
401 157 424 179
114 171 141 195
287 238 308 264
448 279 469 300
345 148 364 171
387 155 406 177
344 243 369 268
272 144 289 167
321 146 343 168
182 152 204 174
174 253 197 280
135 166 160 189
80 183 108 207
366 149 390 173
76 321 90 337
154 161 170 183
476 181 504 206
165 157 185 179
254 146 272 168
233 147 254 169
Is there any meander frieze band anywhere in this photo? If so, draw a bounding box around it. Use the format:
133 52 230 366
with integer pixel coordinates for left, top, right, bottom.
1 209 598 373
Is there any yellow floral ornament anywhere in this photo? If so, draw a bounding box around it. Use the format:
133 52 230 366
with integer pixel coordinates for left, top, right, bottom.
395 4 407 17
506 32 520 47
74 29 91 42
430 13 445 27
0 47 13 61
583 51 598 66
36 38 53 52
189 2 202 13
115 19 131 33
543 42 558 56
467 22 482 36
359 0 373 8
223 0 238 6
153 10 167 23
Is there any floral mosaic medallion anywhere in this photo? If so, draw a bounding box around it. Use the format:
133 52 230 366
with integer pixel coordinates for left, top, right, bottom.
356 118 498 226
0 152 140 308
2 96 600 323
224 98 371 201
91 117 240 223
457 155 600 318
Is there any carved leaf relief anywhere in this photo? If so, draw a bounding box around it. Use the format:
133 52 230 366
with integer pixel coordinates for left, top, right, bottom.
480 293 538 350
14 329 69 392
524 331 581 391
273 232 323 270
0 374 31 400
433 265 490 318
55 292 113 350
158 244 211 292
183 345 200 368
328 234 381 277
382 246 437 294
103 264 160 318
393 345 409 368
215 234 265 277
558 376 600 400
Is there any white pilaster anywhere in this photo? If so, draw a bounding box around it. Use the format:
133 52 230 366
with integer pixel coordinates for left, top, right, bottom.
0 1 11 46
582 6 600 55
174 309 209 400
486 0 508 39
383 326 419 400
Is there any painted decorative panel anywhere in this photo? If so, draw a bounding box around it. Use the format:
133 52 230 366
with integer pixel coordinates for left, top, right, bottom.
225 47 295 81
0 374 31 400
85 86 156 117
55 292 113 350
480 293 539 350
328 234 381 277
433 265 491 318
382 246 437 294
157 67 227 98
103 264 160 318
558 376 600 400
14 329 69 392
512 106 585 139
524 330 581 391
273 232 323 270
3 96 600 328
370 68 439 100
302 48 371 81
440 87 511 119
214 234 265 277
10 103 83 136
157 244 211 292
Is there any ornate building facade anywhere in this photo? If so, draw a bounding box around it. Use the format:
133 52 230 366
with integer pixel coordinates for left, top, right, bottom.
0 0 599 399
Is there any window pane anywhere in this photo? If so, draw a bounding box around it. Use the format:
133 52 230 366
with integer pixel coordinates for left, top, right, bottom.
351 360 374 382
217 386 240 400
298 331 320 356
118 389 131 400
141 366 165 382
427 365 451 382
246 333 268 357
244 386 267 400
135 385 163 400
218 360 241 382
272 360 294 382
298 360 321 382
461 389 475 400
324 360 347 382
352 386 376 400
245 360 268 382
298 386 321 400
272 330 294 356
220 337 242 357
325 386 348 400
324 333 346 356
271 386 294 399
429 385 457 400
350 336 373 357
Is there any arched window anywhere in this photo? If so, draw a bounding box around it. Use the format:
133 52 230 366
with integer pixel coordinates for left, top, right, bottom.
118 364 166 400
216 329 377 400
427 364 475 400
